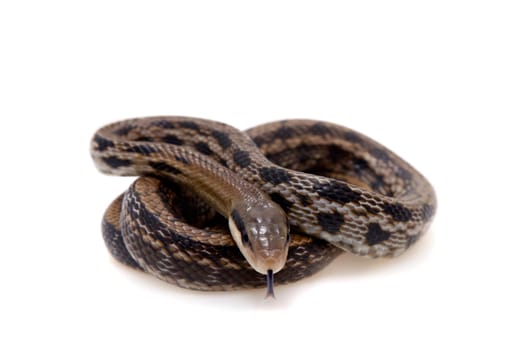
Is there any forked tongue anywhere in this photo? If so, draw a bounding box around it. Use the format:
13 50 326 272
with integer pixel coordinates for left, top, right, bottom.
265 270 275 299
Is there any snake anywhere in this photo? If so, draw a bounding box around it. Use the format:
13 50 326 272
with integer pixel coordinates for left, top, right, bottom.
91 116 436 295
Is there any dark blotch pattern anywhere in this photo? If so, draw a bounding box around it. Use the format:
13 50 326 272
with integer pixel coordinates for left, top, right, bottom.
195 142 213 155
269 192 293 212
382 202 413 222
274 126 297 139
344 131 362 143
163 135 184 145
252 136 265 147
371 148 391 163
94 135 114 151
317 212 344 234
370 177 387 192
396 167 413 181
259 167 291 185
327 144 346 162
211 130 232 149
366 223 391 245
102 156 132 168
148 161 182 175
313 180 361 204
352 158 370 173
114 125 134 136
152 120 176 129
233 150 251 168
310 123 332 136
179 121 200 131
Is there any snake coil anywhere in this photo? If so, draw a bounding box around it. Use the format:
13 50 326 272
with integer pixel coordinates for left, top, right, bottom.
91 117 436 291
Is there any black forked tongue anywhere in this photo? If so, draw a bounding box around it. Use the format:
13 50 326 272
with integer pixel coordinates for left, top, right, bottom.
265 270 275 299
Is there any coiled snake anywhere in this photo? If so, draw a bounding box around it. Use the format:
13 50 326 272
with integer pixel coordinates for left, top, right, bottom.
91 117 436 294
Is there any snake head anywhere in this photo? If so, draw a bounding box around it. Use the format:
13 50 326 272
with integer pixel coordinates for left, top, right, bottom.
228 200 290 275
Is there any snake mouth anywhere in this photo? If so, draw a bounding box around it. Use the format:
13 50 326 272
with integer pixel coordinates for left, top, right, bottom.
253 250 287 275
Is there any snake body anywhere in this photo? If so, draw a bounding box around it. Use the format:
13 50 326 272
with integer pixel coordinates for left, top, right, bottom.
91 117 436 291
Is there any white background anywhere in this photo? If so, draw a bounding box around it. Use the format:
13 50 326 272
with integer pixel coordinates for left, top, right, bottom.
1 1 524 349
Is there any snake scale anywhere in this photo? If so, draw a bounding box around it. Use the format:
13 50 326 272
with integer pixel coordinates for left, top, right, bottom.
91 117 436 293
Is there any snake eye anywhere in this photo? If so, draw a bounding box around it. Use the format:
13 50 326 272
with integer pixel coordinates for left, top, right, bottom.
241 230 250 245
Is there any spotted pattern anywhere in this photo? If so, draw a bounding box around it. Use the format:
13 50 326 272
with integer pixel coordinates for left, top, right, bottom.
233 149 251 168
152 120 176 129
313 180 361 204
310 123 332 136
366 223 391 245
317 212 345 234
179 120 200 130
211 130 232 149
163 135 184 145
259 167 291 185
93 135 114 151
114 125 134 136
102 156 132 168
382 202 413 222
344 131 362 143
195 142 213 155
92 116 437 290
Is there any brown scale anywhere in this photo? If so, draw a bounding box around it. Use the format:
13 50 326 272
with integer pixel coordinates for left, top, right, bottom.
92 116 437 291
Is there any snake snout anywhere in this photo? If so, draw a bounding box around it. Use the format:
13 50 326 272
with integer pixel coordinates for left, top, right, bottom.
255 249 287 275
